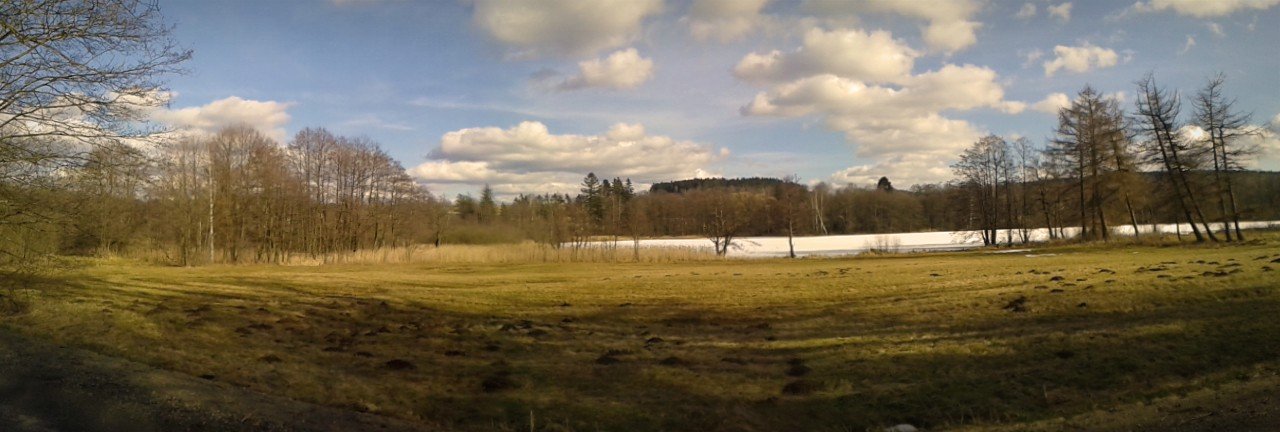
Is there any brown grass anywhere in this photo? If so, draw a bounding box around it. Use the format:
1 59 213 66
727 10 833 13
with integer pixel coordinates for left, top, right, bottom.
4 233 1280 431
124 242 718 266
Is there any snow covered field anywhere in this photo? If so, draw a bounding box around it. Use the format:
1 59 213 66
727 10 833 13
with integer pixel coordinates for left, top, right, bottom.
588 221 1280 258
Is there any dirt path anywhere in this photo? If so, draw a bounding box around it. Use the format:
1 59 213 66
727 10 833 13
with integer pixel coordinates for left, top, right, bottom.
0 330 431 432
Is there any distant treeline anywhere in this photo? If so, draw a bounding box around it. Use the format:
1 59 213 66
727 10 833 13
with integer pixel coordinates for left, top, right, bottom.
649 177 787 194
5 125 1279 264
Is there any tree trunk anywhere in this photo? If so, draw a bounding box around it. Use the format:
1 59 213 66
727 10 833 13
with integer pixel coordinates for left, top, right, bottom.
787 221 796 259
1123 194 1141 240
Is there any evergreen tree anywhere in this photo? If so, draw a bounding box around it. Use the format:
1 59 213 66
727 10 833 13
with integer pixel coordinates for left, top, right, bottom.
580 173 604 224
478 184 496 224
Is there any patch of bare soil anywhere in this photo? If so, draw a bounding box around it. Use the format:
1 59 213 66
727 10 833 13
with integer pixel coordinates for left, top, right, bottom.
0 330 431 432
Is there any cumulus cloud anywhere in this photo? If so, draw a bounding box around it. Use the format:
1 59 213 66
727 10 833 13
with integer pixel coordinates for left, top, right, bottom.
151 96 293 143
557 48 655 91
1027 91 1127 116
1031 92 1071 114
1043 44 1120 76
743 65 1017 121
733 27 918 85
735 20 1027 188
1230 115 1280 170
687 0 770 42
408 121 728 194
830 153 958 186
1016 2 1037 19
1048 2 1073 21
1130 0 1280 17
471 0 663 58
741 64 1021 186
804 0 984 54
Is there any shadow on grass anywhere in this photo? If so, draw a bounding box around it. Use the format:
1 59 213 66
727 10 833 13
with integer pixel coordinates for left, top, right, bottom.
651 288 1280 430
15 262 1280 431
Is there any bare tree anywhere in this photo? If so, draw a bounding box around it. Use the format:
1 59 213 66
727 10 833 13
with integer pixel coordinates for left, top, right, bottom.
696 189 755 256
953 135 1010 246
625 196 651 261
1 0 188 263
1133 74 1217 242
773 176 808 258
0 0 189 144
1194 73 1259 241
809 182 830 235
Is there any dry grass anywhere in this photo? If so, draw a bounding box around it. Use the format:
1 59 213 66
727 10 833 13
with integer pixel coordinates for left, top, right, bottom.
286 242 717 265
126 242 718 266
4 233 1280 431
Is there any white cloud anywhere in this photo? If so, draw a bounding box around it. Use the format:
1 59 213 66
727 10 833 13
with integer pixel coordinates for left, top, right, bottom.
921 19 982 54
1031 92 1071 114
1048 3 1073 22
1179 35 1196 54
1043 44 1120 76
743 65 1016 120
1236 118 1280 170
1027 91 1127 116
829 153 957 186
1021 48 1045 68
1206 22 1225 37
733 27 918 85
742 64 1019 187
339 114 413 131
803 0 984 54
687 0 770 42
735 16 1025 188
151 96 293 143
558 48 655 91
471 0 663 58
1016 2 1037 19
408 121 728 194
1130 0 1280 17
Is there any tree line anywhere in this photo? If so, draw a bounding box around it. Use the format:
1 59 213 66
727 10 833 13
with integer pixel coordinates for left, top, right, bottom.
951 73 1269 246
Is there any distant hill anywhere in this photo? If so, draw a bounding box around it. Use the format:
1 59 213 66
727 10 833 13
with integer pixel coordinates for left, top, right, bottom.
648 177 789 193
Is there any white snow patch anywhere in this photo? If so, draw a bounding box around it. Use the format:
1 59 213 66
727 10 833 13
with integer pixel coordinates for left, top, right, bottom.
582 221 1280 258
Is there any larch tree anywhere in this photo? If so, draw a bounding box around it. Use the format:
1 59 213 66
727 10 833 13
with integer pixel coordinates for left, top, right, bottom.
1047 86 1130 242
1194 73 1258 241
1133 74 1218 242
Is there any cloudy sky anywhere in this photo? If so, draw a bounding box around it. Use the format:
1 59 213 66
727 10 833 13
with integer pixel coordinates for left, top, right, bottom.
156 0 1280 197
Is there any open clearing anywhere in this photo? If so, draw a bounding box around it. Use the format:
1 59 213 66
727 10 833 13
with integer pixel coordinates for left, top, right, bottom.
3 236 1280 431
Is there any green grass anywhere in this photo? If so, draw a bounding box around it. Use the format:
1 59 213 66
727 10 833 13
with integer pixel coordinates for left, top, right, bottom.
4 235 1280 431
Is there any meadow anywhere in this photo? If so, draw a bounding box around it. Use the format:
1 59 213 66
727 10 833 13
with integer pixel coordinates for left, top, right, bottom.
3 234 1279 431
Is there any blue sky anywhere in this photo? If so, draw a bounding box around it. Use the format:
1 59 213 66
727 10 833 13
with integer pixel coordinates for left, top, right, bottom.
155 0 1280 198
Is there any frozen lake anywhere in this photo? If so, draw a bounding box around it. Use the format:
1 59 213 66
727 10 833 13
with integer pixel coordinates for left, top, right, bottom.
588 221 1280 258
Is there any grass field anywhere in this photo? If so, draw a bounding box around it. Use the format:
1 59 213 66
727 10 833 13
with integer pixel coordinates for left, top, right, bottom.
3 234 1280 431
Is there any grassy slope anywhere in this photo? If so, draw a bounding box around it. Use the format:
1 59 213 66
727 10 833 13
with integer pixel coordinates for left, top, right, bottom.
4 236 1280 431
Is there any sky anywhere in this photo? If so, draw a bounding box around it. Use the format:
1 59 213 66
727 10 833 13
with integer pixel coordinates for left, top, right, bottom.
153 0 1280 198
